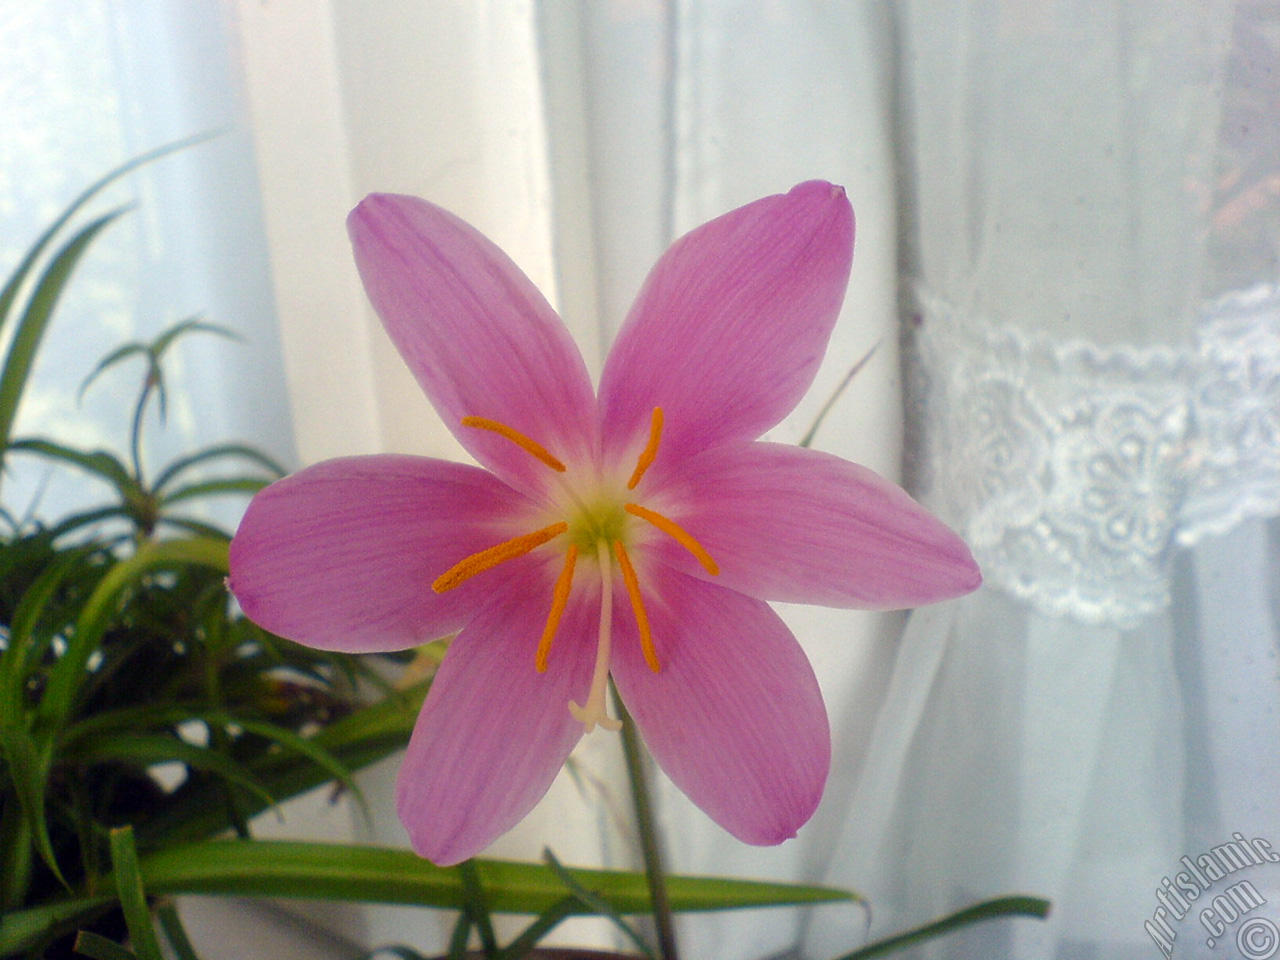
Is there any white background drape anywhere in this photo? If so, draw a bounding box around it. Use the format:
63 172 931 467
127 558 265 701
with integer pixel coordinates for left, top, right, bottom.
10 2 1280 958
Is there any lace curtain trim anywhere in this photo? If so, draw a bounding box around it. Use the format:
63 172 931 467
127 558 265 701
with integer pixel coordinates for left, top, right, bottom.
909 285 1280 627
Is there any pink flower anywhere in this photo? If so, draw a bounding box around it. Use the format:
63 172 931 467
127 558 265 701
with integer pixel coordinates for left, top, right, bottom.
228 182 980 866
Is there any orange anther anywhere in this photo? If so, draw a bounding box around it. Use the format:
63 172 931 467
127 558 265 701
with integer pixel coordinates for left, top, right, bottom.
433 522 568 593
462 416 566 472
536 544 577 672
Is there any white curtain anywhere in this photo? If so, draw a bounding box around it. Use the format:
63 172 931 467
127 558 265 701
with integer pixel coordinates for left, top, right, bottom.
807 4 1280 958
0 1 293 525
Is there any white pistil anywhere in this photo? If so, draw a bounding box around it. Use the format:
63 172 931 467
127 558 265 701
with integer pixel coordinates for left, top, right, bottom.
569 540 622 733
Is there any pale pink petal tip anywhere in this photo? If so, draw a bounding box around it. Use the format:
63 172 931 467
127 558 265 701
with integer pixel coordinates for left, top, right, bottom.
651 443 982 610
393 573 596 865
347 193 596 496
228 455 529 652
610 569 830 846
598 179 855 465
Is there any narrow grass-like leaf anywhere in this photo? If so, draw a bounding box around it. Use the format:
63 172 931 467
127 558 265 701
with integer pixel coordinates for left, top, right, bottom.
45 505 132 541
0 209 129 466
0 134 213 343
152 443 286 494
38 537 229 730
835 896 1052 960
203 711 364 813
155 516 233 540
457 859 498 957
109 827 164 960
77 343 150 402
2 545 95 718
134 682 427 847
73 931 137 960
7 439 138 501
151 318 240 357
0 552 85 890
158 477 272 506
64 703 360 809
798 342 880 449
447 911 472 960
66 733 276 809
156 902 201 960
361 948 431 960
0 730 61 891
79 317 239 429
0 787 35 910
495 896 578 960
0 896 115 956
129 840 858 915
1 843 859 958
543 849 652 959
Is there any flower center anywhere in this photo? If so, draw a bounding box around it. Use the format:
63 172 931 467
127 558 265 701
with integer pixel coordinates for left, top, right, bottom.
432 408 718 732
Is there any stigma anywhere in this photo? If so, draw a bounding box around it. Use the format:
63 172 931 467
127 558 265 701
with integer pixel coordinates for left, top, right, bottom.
433 407 718 733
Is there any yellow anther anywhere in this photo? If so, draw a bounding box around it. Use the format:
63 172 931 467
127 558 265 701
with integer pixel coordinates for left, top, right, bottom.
623 503 719 576
614 541 659 673
433 522 568 593
462 416 566 472
626 407 664 490
536 544 577 672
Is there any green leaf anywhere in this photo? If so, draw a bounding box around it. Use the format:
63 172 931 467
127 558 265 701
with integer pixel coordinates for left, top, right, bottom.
158 477 272 507
0 552 89 893
0 731 62 891
154 516 234 540
798 342 880 449
360 948 431 960
74 931 138 960
38 537 229 730
44 505 133 541
0 135 214 344
2 545 96 720
135 681 427 848
151 318 241 357
494 896 578 960
0 840 859 958
76 342 151 403
64 733 276 809
0 796 35 911
543 848 652 959
0 895 115 956
152 443 286 494
127 840 859 915
835 896 1052 960
64 706 360 810
109 826 164 960
78 316 240 426
156 902 202 960
447 913 471 960
7 438 138 496
457 859 498 957
0 209 129 467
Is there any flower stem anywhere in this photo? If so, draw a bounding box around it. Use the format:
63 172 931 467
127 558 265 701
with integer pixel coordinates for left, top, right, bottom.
612 681 679 960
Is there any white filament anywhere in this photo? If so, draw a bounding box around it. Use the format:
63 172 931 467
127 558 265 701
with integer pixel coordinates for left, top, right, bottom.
568 539 622 732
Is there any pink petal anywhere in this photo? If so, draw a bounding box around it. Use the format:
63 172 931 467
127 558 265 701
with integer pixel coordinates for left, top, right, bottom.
349 195 597 498
598 181 854 469
646 442 981 609
609 566 829 845
229 455 539 651
396 568 597 865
